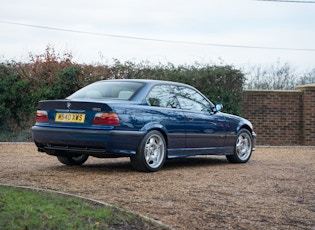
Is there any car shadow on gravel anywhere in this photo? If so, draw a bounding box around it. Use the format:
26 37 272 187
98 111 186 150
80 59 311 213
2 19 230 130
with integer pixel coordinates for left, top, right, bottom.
48 159 134 173
47 156 229 173
164 156 228 170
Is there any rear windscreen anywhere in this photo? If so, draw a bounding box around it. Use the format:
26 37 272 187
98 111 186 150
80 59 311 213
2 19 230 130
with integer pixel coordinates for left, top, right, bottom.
68 81 144 100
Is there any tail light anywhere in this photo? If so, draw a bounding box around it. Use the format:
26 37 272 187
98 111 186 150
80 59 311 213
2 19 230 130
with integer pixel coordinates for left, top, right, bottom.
93 112 120 125
36 110 49 122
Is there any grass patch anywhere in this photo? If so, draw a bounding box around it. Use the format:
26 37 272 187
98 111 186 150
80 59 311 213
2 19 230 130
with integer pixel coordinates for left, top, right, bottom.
0 185 169 229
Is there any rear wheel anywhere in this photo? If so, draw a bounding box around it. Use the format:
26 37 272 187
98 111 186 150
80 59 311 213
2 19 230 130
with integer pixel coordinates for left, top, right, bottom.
130 130 166 172
226 129 253 163
57 154 89 166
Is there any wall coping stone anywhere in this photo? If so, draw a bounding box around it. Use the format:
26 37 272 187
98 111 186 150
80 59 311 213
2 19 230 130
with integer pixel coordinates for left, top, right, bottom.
244 90 301 95
295 83 315 90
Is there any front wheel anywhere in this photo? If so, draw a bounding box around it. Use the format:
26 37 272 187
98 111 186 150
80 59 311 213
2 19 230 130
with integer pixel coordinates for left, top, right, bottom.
226 129 253 163
57 154 89 166
130 130 166 172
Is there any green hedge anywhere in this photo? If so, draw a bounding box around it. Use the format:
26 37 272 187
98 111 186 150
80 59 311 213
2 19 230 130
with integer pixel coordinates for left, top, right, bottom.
0 58 245 140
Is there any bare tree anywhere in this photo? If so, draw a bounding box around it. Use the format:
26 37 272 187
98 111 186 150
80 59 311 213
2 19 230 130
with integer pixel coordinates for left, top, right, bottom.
245 60 298 90
297 68 315 85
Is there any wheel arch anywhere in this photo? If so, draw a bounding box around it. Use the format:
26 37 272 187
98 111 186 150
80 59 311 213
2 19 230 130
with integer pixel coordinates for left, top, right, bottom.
140 122 169 147
239 124 253 134
146 127 168 148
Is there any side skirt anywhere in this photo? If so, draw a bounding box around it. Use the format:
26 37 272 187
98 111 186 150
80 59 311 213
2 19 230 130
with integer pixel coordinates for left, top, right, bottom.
167 146 234 159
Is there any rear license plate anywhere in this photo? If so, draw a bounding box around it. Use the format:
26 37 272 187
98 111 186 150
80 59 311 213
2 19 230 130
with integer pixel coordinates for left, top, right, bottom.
55 113 85 123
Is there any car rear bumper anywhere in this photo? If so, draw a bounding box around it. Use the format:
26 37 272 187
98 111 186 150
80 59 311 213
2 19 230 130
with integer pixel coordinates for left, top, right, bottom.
31 125 145 156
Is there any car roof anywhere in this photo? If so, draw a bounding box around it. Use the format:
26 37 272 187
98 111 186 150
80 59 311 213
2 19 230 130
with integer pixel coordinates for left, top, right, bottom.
97 79 187 85
96 79 193 88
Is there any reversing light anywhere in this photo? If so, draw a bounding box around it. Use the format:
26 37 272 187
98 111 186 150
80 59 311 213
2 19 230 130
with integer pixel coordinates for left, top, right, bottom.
36 110 49 122
93 112 120 125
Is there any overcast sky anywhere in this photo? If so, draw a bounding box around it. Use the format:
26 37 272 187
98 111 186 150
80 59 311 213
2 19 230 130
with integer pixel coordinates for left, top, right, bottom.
1 0 315 71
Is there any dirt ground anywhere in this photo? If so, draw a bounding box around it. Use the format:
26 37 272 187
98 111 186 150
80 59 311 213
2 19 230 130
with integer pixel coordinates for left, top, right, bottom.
0 143 314 229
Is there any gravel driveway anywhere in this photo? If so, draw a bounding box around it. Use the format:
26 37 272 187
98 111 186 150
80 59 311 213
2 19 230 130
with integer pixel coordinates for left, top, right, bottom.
0 143 314 229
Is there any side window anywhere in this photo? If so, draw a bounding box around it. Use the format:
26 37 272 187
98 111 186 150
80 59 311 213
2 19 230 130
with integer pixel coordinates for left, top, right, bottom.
147 85 180 108
175 86 210 111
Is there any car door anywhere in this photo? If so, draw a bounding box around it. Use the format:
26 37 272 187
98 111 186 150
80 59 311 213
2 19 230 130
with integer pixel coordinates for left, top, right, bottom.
146 84 186 152
175 86 226 152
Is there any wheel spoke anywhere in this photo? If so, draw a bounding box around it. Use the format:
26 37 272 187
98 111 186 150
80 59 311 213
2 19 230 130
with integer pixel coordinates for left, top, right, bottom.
236 133 251 160
144 135 164 167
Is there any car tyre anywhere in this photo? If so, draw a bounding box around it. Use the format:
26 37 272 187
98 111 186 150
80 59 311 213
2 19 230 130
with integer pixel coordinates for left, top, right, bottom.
57 154 89 166
130 130 166 172
226 129 253 163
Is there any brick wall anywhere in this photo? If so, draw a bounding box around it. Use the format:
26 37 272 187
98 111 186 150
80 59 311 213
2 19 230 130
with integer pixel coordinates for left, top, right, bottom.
242 84 315 146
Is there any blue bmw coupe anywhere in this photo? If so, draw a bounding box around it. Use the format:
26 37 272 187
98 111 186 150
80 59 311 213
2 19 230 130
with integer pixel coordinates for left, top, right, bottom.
32 79 256 172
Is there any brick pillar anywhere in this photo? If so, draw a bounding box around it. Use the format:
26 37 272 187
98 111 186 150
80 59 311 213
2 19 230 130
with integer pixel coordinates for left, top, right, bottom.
295 84 315 145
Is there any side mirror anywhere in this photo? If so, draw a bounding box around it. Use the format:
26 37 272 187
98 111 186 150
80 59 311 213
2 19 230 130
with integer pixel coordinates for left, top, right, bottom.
215 104 223 112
